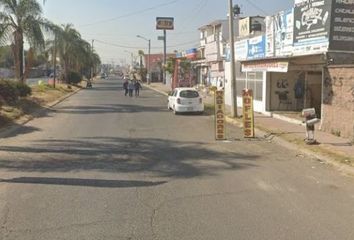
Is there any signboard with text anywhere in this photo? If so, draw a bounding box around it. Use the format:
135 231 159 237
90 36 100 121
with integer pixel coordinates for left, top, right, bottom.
329 0 354 51
247 35 266 60
242 60 289 73
274 8 294 56
293 0 332 55
156 17 174 30
242 89 255 138
215 91 226 140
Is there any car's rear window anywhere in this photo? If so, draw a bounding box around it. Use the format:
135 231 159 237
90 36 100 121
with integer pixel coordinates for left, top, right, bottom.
179 90 199 98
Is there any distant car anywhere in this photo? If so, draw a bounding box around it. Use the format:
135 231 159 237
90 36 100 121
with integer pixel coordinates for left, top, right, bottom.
168 88 204 115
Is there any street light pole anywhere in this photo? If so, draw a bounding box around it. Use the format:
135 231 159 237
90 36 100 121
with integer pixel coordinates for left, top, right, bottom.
136 35 151 84
163 29 167 84
229 0 238 118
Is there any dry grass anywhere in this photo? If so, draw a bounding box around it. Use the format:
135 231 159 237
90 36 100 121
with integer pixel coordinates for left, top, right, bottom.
0 83 81 129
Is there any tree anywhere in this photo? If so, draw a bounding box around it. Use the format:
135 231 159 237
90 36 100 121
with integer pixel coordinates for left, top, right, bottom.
0 0 49 82
50 24 101 82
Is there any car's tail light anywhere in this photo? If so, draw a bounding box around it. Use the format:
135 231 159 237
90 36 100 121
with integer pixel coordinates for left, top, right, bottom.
177 98 181 104
199 98 202 103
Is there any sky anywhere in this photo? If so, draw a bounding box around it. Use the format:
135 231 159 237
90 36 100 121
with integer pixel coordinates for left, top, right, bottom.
42 0 294 64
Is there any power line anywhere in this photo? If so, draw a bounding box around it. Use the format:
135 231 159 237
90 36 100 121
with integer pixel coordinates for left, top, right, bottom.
243 0 268 15
94 38 198 50
79 0 181 28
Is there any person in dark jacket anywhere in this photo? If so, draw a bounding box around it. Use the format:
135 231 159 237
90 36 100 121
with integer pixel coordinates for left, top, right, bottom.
123 79 129 96
134 81 142 97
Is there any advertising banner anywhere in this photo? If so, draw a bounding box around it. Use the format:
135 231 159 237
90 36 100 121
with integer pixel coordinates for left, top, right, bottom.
235 39 248 61
247 35 266 60
215 91 226 140
265 16 275 57
329 0 354 51
242 89 255 138
274 8 294 57
293 0 332 55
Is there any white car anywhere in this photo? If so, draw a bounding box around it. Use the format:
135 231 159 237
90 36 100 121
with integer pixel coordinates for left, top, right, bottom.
168 88 204 114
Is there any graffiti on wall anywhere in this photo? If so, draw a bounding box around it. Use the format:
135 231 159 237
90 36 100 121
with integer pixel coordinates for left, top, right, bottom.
276 79 289 89
323 73 354 111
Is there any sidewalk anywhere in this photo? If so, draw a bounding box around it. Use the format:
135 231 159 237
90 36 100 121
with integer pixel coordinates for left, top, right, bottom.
145 82 354 171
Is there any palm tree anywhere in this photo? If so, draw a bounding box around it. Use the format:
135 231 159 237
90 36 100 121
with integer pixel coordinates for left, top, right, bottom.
0 0 49 82
52 24 101 82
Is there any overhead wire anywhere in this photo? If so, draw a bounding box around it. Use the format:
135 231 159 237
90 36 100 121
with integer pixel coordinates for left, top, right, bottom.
243 0 269 15
79 0 181 28
94 38 198 50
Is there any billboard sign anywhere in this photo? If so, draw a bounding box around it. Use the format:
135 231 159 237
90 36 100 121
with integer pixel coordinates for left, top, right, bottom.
293 0 332 55
274 8 294 56
235 39 248 61
265 16 275 57
329 0 354 51
215 91 226 140
156 17 174 30
239 17 251 37
247 35 266 60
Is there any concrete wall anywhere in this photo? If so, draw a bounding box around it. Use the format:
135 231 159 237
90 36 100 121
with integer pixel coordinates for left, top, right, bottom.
322 66 354 140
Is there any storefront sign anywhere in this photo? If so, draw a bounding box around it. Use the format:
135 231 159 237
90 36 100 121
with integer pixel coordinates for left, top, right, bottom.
330 0 354 51
293 0 332 55
156 17 174 30
242 89 255 138
242 61 289 73
215 91 226 140
247 35 266 60
239 17 251 37
235 39 248 61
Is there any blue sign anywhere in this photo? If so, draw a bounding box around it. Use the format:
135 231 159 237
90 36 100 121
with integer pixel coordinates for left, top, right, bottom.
247 35 266 60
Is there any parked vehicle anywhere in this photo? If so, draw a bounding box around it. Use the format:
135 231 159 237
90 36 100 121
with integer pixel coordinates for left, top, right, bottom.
168 88 204 115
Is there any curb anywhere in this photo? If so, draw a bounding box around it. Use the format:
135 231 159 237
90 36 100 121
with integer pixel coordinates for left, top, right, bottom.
146 85 354 177
224 115 354 177
144 84 169 96
0 86 83 139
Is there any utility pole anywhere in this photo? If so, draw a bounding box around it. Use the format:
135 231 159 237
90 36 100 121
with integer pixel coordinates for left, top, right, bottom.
53 34 57 88
137 35 151 84
163 29 167 84
148 39 151 84
229 0 238 118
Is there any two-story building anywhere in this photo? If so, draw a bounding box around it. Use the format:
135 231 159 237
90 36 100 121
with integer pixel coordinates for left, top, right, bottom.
194 19 239 87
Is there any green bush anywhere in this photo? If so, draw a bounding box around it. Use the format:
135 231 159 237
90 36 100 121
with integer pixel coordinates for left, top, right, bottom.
0 80 19 103
14 82 32 97
67 71 82 84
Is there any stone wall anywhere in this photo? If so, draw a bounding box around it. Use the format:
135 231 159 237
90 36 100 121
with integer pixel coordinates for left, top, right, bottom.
322 66 354 140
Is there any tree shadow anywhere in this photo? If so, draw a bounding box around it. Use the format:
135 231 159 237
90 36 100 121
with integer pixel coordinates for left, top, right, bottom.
54 104 168 114
0 137 259 178
0 177 166 188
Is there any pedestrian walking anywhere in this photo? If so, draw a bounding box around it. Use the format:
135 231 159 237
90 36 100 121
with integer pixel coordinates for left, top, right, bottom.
128 80 135 97
123 79 129 96
134 81 142 97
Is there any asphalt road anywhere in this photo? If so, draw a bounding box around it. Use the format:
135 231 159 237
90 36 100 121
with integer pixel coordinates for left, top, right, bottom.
0 76 354 240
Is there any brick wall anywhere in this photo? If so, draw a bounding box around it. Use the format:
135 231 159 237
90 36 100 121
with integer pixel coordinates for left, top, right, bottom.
322 67 354 140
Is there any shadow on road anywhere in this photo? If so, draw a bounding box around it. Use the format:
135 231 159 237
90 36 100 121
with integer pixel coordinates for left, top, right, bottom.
0 177 167 188
54 104 167 114
0 137 259 178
